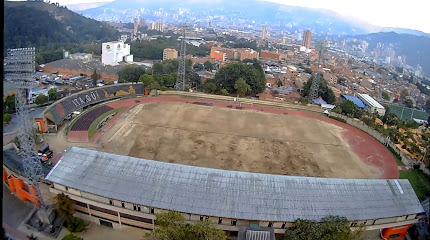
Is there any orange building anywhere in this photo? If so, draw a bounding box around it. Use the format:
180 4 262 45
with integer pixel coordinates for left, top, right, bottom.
302 30 312 49
237 48 259 61
163 48 178 61
3 167 40 208
261 51 288 60
133 19 138 37
210 48 227 62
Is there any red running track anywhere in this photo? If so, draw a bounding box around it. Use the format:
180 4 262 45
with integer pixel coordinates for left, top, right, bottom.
69 96 399 179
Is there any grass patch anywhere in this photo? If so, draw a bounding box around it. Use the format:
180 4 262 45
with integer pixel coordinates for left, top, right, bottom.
328 115 347 123
399 169 430 200
88 107 123 139
387 145 404 166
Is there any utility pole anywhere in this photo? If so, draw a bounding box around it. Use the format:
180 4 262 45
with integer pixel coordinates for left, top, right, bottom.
175 24 188 91
4 48 52 223
308 41 325 102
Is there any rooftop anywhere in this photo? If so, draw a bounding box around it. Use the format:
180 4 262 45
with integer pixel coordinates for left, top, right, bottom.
46 147 424 222
356 93 385 109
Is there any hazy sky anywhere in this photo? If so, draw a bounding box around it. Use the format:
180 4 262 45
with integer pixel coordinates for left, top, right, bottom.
265 0 430 33
12 0 430 33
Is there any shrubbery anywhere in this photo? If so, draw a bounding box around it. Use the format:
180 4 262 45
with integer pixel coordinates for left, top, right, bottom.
67 217 86 233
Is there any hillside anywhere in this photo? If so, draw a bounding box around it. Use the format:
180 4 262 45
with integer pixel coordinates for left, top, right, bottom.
347 32 430 75
4 1 120 52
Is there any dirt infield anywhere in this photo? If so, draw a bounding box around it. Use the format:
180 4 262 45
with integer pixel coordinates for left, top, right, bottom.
98 98 395 179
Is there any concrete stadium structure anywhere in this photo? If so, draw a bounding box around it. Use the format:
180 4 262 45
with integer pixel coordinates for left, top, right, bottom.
44 147 425 239
38 83 144 132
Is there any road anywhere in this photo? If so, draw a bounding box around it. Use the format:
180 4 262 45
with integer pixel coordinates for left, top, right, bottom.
3 107 46 134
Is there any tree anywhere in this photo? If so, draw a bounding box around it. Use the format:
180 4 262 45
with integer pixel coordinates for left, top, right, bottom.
35 94 48 105
118 66 146 83
424 100 430 114
152 63 164 75
55 193 75 222
193 63 204 71
139 74 156 87
62 234 83 240
145 210 226 240
404 99 414 108
399 89 409 103
382 91 390 101
204 81 217 94
147 81 161 91
4 95 15 114
282 216 363 240
4 113 12 123
208 62 265 95
67 217 86 233
91 69 101 86
302 75 336 104
220 89 228 95
234 78 251 97
48 88 59 101
204 61 214 71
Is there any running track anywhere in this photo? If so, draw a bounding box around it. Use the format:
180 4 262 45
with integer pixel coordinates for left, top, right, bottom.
68 96 399 179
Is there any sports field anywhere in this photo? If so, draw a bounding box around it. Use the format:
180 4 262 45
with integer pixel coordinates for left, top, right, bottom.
387 105 429 120
99 101 384 179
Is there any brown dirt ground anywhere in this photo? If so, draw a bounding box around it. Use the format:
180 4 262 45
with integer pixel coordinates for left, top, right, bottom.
98 102 380 178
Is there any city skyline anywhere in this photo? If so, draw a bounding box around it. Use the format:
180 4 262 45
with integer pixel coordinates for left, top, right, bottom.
9 0 430 33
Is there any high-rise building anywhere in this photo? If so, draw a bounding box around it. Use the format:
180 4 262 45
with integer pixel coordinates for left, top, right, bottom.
302 30 312 49
133 19 138 37
163 48 178 61
262 26 267 40
148 22 164 32
139 18 145 27
282 37 286 44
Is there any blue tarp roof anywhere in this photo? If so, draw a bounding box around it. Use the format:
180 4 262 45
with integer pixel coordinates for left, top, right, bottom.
340 95 365 108
312 98 327 105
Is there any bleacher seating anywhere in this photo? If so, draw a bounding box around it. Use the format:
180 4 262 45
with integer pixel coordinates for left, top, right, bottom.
70 105 113 131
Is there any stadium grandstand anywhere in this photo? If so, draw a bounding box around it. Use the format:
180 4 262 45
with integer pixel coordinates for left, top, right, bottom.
44 147 425 239
39 83 144 132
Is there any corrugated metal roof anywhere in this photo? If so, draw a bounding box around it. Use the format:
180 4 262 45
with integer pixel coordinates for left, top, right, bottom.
45 147 424 222
356 93 385 109
340 95 365 108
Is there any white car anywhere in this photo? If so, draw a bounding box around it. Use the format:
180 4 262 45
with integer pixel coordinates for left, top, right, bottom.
96 83 104 87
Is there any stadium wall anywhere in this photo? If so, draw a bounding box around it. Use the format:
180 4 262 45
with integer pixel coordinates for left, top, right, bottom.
43 83 144 127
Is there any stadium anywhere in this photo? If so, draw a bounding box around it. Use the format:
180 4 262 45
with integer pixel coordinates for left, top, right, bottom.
5 83 425 239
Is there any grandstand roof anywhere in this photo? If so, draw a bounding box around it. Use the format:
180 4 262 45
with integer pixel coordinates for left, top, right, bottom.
46 147 424 222
356 93 385 109
44 59 149 75
340 94 365 108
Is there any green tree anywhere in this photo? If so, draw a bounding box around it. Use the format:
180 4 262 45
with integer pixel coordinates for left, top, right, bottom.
4 113 12 123
282 216 363 240
145 210 226 240
425 100 430 115
399 89 409 103
55 193 75 222
48 88 59 101
62 234 83 240
234 78 251 97
193 63 204 71
152 63 164 74
147 81 161 91
118 66 146 83
382 91 390 101
35 94 48 105
209 62 265 95
4 95 15 113
204 61 214 71
302 75 336 104
91 69 101 86
67 217 86 233
139 74 156 87
204 81 217 94
220 89 229 95
404 99 414 108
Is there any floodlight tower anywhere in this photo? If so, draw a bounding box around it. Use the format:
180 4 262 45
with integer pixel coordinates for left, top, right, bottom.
4 48 45 209
308 41 326 102
175 24 190 91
